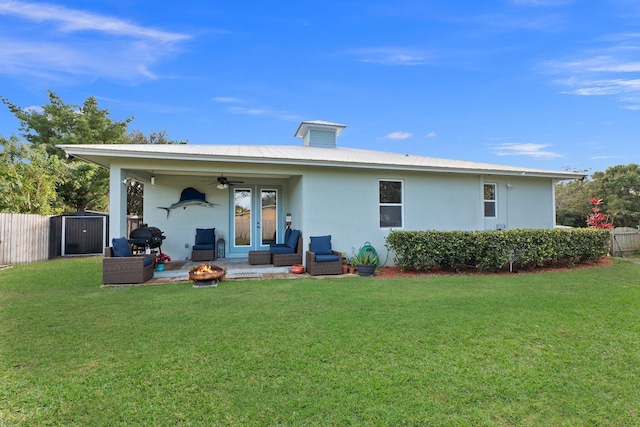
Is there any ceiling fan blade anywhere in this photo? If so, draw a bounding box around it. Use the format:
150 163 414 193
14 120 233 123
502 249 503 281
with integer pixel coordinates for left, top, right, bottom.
199 179 219 185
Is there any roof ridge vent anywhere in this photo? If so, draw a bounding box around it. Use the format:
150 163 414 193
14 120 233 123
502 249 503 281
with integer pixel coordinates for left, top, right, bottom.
295 120 347 147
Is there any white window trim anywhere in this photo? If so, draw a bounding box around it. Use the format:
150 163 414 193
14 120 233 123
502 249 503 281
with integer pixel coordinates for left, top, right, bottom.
484 182 497 218
379 179 404 229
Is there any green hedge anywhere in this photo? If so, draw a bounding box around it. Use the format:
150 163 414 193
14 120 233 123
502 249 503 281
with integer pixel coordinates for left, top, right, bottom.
385 228 611 272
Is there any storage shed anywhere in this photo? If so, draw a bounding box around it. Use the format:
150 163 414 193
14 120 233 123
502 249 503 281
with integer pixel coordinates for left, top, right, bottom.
50 211 109 257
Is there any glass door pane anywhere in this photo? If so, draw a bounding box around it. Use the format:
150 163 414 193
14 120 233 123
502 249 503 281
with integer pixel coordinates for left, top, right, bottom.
261 189 277 246
234 188 251 247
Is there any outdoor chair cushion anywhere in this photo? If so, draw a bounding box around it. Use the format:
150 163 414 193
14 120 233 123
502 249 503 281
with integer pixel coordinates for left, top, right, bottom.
270 228 298 249
286 229 301 249
196 228 215 245
270 245 295 255
112 237 131 257
193 243 214 250
143 257 154 267
315 253 340 262
310 235 332 255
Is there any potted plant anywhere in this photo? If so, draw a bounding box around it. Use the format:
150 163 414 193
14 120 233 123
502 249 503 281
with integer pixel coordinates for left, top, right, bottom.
154 252 171 271
351 249 379 277
341 253 349 274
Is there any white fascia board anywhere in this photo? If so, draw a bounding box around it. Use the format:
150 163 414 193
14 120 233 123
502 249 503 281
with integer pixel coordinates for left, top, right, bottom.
58 144 586 180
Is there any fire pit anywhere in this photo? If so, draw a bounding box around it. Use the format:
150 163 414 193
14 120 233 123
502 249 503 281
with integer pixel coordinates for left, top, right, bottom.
189 264 225 287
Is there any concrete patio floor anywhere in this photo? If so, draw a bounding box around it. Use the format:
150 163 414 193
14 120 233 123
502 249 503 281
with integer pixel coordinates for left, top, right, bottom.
149 258 306 285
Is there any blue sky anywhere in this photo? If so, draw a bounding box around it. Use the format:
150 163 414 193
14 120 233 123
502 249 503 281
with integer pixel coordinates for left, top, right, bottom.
0 0 639 174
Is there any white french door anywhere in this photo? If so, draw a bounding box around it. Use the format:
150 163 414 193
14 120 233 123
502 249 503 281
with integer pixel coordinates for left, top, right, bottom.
231 186 281 254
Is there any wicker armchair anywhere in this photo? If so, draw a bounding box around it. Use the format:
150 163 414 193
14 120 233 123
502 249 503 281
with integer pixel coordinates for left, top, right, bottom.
191 228 216 261
305 235 342 276
102 247 154 284
272 236 303 266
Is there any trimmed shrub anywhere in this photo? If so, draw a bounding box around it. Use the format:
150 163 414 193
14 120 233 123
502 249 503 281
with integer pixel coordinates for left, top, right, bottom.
385 228 611 273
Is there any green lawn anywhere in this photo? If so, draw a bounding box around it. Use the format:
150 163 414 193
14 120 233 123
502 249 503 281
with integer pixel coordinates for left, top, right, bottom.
1 257 639 426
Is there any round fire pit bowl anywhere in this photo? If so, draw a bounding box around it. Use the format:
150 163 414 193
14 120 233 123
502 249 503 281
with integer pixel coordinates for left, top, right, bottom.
291 264 305 274
189 264 225 283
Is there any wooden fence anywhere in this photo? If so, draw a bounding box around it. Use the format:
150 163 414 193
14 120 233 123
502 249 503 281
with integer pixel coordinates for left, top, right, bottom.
611 227 640 256
0 213 51 265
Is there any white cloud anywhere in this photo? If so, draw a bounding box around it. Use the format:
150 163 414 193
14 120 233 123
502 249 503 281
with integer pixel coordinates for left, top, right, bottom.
213 96 301 122
546 55 640 74
543 35 640 109
385 131 413 140
227 106 302 122
425 131 437 138
213 97 244 103
0 1 189 42
0 0 191 82
349 48 428 65
23 105 43 113
508 0 573 6
591 155 619 160
561 78 640 96
494 142 562 158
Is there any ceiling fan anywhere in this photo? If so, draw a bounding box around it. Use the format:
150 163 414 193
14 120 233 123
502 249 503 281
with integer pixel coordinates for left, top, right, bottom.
210 174 243 189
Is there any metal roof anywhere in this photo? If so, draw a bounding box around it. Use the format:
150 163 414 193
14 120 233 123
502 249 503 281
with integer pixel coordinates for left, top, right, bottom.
58 143 585 179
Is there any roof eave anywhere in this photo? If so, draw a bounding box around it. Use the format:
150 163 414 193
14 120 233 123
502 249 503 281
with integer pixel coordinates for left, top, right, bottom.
58 145 585 180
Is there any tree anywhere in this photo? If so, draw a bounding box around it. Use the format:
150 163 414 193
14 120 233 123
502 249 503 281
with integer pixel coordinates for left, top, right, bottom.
590 164 640 227
126 129 188 145
2 91 188 214
586 198 615 229
56 161 110 212
123 130 187 215
555 178 591 227
1 91 132 156
0 136 64 214
1 91 133 212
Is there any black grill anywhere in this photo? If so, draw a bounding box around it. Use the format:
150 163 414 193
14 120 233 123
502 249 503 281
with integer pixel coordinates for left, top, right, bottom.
128 225 166 253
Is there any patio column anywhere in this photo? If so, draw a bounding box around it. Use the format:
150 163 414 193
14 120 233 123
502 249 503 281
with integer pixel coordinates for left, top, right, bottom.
109 167 129 242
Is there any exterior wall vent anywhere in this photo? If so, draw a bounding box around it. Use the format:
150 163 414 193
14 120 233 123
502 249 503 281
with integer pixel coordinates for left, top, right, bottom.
295 121 347 147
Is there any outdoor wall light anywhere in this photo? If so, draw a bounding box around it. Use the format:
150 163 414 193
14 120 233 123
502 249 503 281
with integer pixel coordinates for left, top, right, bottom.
151 175 155 186
506 183 514 190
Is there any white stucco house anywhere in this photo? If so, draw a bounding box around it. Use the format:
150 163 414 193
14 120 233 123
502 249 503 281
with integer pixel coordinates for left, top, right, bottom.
59 121 585 264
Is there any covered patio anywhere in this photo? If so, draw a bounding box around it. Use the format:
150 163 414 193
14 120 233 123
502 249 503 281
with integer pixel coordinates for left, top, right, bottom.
140 257 348 285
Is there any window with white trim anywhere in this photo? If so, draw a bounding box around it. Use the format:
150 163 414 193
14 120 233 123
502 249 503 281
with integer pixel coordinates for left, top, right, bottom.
484 183 497 218
379 180 403 228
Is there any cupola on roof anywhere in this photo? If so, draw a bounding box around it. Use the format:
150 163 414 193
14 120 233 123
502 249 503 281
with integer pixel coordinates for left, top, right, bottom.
294 120 347 147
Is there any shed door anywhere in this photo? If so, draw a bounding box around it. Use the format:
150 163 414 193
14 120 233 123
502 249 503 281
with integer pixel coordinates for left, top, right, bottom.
62 216 106 255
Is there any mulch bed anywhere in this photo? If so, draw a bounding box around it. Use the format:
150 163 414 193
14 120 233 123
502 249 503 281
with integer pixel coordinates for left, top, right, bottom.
374 257 614 278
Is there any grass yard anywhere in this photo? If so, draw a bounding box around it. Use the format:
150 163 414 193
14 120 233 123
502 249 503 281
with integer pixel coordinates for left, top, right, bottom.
1 257 640 426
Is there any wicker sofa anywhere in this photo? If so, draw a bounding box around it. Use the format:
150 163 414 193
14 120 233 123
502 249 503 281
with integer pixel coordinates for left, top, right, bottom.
102 246 154 285
272 236 303 266
305 235 342 276
269 229 302 266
